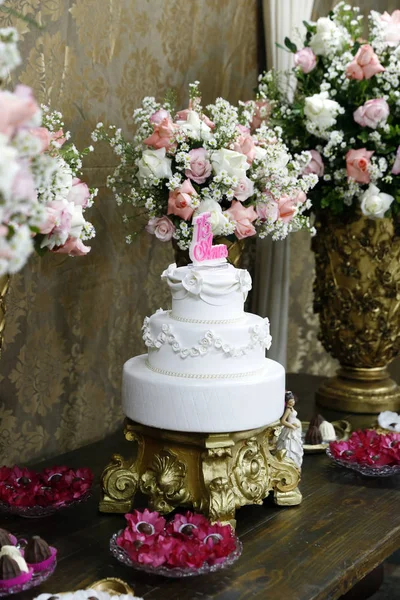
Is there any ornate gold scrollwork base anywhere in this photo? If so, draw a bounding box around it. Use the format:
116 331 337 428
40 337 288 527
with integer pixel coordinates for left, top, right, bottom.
99 420 302 525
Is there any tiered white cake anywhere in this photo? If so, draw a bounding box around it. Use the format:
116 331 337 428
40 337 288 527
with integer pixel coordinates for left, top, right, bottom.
122 261 285 433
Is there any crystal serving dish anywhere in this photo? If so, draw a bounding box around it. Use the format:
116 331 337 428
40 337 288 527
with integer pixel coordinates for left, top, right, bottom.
326 448 400 477
109 531 242 578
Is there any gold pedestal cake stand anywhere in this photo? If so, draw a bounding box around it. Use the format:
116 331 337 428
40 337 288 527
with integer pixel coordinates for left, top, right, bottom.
100 419 302 526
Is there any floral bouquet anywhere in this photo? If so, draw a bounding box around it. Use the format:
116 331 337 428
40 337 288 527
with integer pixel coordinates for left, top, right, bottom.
257 2 400 223
0 24 97 276
93 81 317 250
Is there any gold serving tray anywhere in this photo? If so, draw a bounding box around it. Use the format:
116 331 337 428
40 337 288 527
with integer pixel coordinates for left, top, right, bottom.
301 420 351 454
57 578 135 597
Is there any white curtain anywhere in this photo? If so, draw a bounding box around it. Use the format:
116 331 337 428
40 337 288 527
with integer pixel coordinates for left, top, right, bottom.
253 0 314 367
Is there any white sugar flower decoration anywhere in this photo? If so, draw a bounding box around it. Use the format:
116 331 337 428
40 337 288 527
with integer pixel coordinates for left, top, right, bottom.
182 270 203 295
378 411 400 432
236 269 252 295
161 263 177 279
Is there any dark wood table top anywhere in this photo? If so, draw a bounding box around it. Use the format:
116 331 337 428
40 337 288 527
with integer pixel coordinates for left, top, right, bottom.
5 374 400 600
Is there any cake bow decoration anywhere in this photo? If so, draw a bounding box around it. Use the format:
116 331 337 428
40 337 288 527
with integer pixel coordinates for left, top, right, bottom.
189 212 228 266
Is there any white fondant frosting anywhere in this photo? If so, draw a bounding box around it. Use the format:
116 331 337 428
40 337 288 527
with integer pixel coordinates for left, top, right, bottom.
122 260 284 432
142 310 271 377
162 263 251 320
123 355 285 432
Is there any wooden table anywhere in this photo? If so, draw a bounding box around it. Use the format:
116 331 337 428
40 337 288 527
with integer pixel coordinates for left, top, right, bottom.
6 374 400 600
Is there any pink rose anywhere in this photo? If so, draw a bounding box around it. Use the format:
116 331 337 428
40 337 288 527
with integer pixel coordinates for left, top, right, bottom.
247 100 271 130
380 10 400 46
353 98 390 129
67 178 90 207
184 148 211 184
233 129 256 164
51 128 67 147
345 61 364 81
276 196 298 223
293 190 307 204
12 160 37 203
28 127 52 152
0 86 40 138
176 102 215 130
346 45 385 80
167 179 196 221
256 195 298 224
294 47 317 74
256 201 279 222
392 146 400 175
143 117 177 152
233 177 254 202
303 150 324 177
149 109 170 125
146 216 175 242
54 237 91 256
39 200 72 235
225 200 257 240
346 148 374 184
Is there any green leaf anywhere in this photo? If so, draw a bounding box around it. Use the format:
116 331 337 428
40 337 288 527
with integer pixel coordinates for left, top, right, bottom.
352 41 360 56
284 37 297 53
275 42 290 53
33 235 47 257
303 20 316 33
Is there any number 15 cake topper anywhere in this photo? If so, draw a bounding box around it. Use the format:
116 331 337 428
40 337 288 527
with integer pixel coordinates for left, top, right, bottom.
189 212 228 265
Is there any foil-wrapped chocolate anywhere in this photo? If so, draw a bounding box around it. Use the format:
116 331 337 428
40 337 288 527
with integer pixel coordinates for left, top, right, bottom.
305 424 323 445
0 555 21 580
24 536 51 564
0 529 12 549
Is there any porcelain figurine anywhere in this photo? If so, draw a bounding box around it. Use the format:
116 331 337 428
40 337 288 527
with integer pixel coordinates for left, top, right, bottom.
276 391 303 468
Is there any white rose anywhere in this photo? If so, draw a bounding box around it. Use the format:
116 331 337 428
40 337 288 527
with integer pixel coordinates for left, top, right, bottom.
194 198 230 236
304 92 341 130
360 184 394 219
176 110 212 141
211 149 249 180
182 270 203 295
5 225 33 275
236 269 252 294
310 17 340 56
137 148 173 185
254 146 268 161
69 204 86 239
0 136 19 200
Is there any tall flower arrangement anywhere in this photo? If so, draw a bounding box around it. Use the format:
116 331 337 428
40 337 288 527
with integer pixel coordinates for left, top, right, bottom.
257 3 400 223
93 82 317 249
0 21 97 276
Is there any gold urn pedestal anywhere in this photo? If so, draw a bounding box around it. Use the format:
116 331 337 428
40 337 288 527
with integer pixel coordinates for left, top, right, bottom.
100 419 302 526
316 366 400 414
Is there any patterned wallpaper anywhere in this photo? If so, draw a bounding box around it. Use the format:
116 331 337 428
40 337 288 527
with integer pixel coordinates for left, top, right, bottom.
0 0 260 465
1 0 398 465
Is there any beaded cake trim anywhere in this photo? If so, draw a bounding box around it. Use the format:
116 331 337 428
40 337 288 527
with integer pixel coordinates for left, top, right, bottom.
169 311 245 325
145 360 264 379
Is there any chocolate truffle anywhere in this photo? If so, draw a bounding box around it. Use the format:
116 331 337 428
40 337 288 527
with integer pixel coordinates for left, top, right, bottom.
0 555 21 580
319 420 336 442
0 529 12 549
305 425 323 445
24 536 51 564
309 414 325 428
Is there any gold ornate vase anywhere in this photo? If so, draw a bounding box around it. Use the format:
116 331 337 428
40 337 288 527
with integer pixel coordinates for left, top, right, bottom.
312 211 400 414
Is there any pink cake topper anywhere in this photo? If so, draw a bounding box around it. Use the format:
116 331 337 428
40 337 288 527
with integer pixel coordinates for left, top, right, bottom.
189 212 228 265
